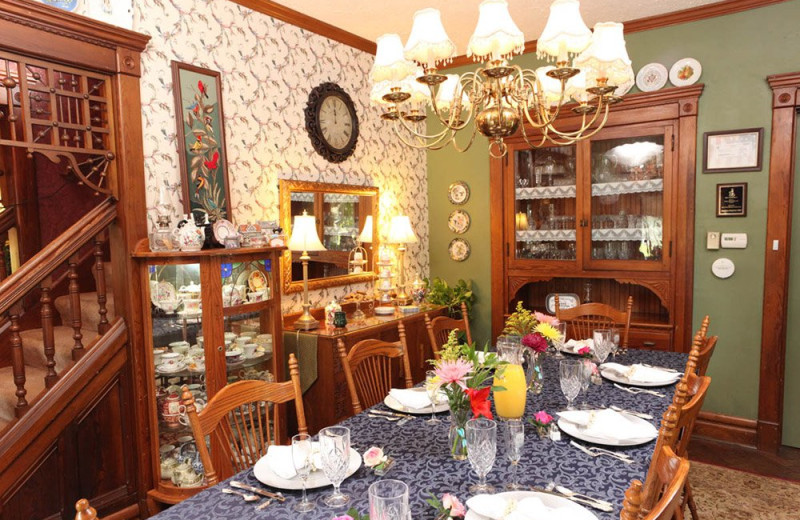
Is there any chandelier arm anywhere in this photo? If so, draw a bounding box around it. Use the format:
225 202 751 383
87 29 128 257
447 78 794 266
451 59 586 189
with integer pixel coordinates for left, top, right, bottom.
391 122 454 150
393 113 452 141
540 97 611 140
518 121 551 149
448 122 479 153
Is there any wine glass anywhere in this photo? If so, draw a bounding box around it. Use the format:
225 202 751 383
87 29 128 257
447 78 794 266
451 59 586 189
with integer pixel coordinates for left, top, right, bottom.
425 370 442 424
319 426 350 507
552 322 567 359
578 360 592 409
609 327 621 357
559 359 582 410
369 479 409 520
292 433 315 512
503 419 525 490
466 418 497 494
593 328 612 363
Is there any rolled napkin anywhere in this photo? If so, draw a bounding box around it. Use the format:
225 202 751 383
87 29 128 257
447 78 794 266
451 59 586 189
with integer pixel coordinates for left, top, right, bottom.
563 338 593 353
265 442 322 480
600 362 680 384
558 409 657 442
388 388 434 410
466 495 573 520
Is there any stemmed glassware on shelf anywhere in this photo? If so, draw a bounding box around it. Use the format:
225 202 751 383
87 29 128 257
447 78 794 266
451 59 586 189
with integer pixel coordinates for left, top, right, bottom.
425 370 443 424
503 419 525 490
369 479 409 520
291 433 315 512
466 418 497 494
559 359 582 410
319 426 351 507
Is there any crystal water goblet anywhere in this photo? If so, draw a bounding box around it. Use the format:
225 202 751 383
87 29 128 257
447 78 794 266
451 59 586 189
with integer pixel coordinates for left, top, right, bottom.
503 419 525 490
319 426 350 507
593 328 612 363
559 359 582 410
609 327 621 356
425 370 442 424
466 418 497 494
292 433 315 512
369 479 409 520
552 321 567 359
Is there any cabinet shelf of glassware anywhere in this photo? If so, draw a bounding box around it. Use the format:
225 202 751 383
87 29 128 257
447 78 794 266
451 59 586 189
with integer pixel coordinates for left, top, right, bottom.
132 241 286 506
490 85 703 353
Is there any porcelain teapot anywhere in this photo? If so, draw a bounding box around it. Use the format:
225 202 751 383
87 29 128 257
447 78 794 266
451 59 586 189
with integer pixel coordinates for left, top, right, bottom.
178 280 202 299
172 215 204 252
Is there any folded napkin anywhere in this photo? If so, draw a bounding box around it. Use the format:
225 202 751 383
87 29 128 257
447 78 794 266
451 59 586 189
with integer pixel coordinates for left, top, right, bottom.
466 495 574 520
600 363 679 384
563 338 593 353
558 409 657 442
388 388 433 410
265 442 322 480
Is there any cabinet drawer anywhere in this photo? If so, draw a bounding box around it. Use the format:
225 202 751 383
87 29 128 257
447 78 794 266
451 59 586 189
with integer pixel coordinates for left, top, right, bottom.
627 329 672 351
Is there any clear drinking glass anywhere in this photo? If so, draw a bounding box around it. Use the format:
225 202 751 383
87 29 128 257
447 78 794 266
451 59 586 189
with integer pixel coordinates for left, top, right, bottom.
425 370 442 424
609 327 621 356
593 328 612 363
466 418 497 494
503 419 525 490
319 426 350 507
553 322 567 359
559 359 582 410
292 433 315 512
579 360 592 409
368 479 409 520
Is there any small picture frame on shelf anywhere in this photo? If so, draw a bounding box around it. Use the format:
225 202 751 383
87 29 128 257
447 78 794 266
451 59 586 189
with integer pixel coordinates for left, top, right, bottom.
703 128 763 173
716 182 747 217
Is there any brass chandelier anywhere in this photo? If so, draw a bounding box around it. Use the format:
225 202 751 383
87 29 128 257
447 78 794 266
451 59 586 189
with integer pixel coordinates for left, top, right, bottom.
370 0 634 158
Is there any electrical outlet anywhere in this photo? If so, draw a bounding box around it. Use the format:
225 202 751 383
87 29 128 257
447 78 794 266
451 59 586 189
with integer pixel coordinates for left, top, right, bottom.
707 232 720 250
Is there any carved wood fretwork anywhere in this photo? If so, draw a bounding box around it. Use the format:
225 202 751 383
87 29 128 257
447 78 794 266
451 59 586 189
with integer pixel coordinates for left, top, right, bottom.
507 276 552 300
616 278 672 310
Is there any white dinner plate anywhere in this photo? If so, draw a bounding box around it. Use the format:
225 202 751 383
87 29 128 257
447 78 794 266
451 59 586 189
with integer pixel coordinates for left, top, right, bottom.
601 368 681 387
466 490 598 520
253 447 361 490
557 415 658 447
383 388 450 415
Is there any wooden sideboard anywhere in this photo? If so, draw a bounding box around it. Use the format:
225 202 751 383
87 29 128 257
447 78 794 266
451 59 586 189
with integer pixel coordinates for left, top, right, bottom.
283 304 445 434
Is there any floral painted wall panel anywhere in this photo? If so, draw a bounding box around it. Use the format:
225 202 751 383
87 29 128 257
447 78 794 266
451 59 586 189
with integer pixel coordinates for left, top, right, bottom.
116 0 428 312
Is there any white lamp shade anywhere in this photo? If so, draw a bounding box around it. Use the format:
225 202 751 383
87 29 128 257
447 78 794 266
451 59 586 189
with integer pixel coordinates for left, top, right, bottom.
371 34 417 83
536 66 567 107
370 68 430 107
387 215 418 244
564 69 588 103
573 22 632 87
435 74 472 113
467 0 525 62
358 215 374 243
537 0 592 61
404 8 457 69
288 213 326 252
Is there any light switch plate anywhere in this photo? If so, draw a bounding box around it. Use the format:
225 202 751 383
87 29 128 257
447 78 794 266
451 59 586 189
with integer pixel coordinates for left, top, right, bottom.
707 232 720 250
721 233 748 249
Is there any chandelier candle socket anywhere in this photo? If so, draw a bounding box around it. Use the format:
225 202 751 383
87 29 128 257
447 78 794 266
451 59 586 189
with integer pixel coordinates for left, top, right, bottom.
370 0 634 157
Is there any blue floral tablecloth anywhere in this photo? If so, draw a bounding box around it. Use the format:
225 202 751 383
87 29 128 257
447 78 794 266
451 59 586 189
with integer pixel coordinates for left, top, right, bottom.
152 349 687 520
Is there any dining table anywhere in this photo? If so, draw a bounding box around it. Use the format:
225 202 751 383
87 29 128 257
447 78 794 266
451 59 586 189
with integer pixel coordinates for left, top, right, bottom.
151 348 687 520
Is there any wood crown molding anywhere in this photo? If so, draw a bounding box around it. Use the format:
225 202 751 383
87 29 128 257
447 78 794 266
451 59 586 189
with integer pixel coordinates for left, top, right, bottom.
230 0 376 54
444 0 788 69
767 71 800 91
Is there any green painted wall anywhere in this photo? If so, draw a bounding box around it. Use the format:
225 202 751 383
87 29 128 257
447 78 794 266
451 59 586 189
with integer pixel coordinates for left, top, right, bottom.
427 0 800 425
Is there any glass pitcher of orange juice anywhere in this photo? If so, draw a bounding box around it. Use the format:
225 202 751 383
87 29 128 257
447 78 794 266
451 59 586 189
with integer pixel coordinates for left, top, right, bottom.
493 337 528 420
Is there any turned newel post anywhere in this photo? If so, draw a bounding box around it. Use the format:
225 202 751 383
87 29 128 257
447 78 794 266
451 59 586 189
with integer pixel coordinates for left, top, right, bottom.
620 479 643 520
68 253 85 359
40 277 58 388
10 303 28 417
74 499 97 520
94 234 109 334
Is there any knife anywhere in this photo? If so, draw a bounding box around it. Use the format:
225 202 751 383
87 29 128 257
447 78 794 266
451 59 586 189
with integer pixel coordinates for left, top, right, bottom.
229 480 286 502
530 486 614 512
370 409 414 419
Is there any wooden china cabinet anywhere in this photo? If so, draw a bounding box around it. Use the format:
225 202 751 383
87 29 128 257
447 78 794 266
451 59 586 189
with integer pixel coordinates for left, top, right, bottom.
490 85 703 352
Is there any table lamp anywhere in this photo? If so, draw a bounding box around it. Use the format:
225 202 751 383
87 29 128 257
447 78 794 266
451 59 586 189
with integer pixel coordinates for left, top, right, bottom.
387 215 418 303
356 215 374 271
288 210 326 330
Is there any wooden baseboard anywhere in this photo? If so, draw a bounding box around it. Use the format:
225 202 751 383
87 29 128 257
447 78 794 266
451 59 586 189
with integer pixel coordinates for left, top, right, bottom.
694 411 758 447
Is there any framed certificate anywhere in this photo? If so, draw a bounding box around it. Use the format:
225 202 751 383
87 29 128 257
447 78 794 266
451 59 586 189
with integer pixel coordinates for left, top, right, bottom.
703 128 763 173
716 183 748 217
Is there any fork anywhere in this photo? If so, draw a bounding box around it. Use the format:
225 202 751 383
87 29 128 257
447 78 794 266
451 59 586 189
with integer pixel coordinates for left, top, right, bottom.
570 441 634 464
613 383 666 397
641 363 679 373
368 413 400 421
609 405 653 420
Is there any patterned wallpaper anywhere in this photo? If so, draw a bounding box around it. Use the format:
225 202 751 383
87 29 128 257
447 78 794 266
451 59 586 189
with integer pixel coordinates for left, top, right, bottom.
76 0 429 312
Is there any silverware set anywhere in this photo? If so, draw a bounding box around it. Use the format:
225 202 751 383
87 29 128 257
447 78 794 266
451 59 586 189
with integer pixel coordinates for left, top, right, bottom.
613 382 666 397
609 405 653 420
530 483 614 512
570 440 635 464
224 480 284 509
369 409 413 425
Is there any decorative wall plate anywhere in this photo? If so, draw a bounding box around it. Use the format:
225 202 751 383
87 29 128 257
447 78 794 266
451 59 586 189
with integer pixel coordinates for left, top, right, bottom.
151 281 177 308
614 75 634 97
212 218 236 242
448 181 470 205
669 58 701 87
448 209 471 234
38 0 81 12
636 63 668 92
448 238 471 262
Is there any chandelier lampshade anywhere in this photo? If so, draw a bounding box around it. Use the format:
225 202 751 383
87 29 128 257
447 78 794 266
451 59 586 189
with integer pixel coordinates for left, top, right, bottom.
404 8 456 69
467 0 525 62
371 33 417 83
537 0 592 62
573 22 632 88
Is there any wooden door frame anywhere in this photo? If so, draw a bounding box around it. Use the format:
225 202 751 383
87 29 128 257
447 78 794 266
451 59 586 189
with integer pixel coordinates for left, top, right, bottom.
758 71 800 452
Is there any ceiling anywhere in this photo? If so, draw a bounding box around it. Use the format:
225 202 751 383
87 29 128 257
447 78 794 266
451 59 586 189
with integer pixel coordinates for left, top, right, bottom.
271 0 723 52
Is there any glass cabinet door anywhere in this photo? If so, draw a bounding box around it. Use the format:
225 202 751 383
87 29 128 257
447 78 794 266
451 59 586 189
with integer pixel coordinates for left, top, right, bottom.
586 126 672 270
512 145 578 261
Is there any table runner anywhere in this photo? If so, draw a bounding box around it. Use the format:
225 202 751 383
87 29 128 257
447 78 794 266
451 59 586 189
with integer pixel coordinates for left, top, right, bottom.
152 349 687 519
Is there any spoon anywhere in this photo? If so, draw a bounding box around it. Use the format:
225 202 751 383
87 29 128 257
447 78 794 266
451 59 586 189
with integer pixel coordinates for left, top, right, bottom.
222 488 260 502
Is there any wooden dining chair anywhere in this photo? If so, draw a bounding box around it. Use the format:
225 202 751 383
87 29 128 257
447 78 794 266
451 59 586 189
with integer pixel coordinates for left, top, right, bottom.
425 302 473 360
621 446 690 520
555 294 633 349
74 499 98 520
673 372 711 520
338 322 413 414
181 353 307 486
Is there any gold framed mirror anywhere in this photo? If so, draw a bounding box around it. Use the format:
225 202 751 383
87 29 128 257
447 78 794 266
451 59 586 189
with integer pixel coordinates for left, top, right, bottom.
280 180 379 294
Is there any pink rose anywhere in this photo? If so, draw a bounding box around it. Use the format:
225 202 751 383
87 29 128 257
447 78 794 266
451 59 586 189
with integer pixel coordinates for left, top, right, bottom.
577 346 591 357
522 333 548 353
362 446 387 468
533 410 553 425
442 493 466 517
534 311 560 326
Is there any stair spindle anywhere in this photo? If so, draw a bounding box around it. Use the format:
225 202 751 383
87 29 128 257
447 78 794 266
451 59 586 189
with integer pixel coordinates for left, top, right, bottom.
9 304 28 416
68 254 85 359
0 245 7 281
94 235 109 334
40 278 58 388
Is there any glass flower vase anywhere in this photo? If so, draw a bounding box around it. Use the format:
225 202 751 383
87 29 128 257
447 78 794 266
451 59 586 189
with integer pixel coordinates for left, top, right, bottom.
448 408 469 461
525 351 544 395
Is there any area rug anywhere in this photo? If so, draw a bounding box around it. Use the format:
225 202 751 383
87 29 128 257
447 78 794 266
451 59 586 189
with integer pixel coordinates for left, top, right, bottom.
691 461 800 519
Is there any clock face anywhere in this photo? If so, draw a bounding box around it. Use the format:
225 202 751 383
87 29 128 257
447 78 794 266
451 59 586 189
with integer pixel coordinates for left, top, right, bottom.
319 95 354 151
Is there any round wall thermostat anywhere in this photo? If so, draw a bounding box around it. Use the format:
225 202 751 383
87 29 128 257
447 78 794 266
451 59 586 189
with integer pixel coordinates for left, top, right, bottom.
711 258 735 279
